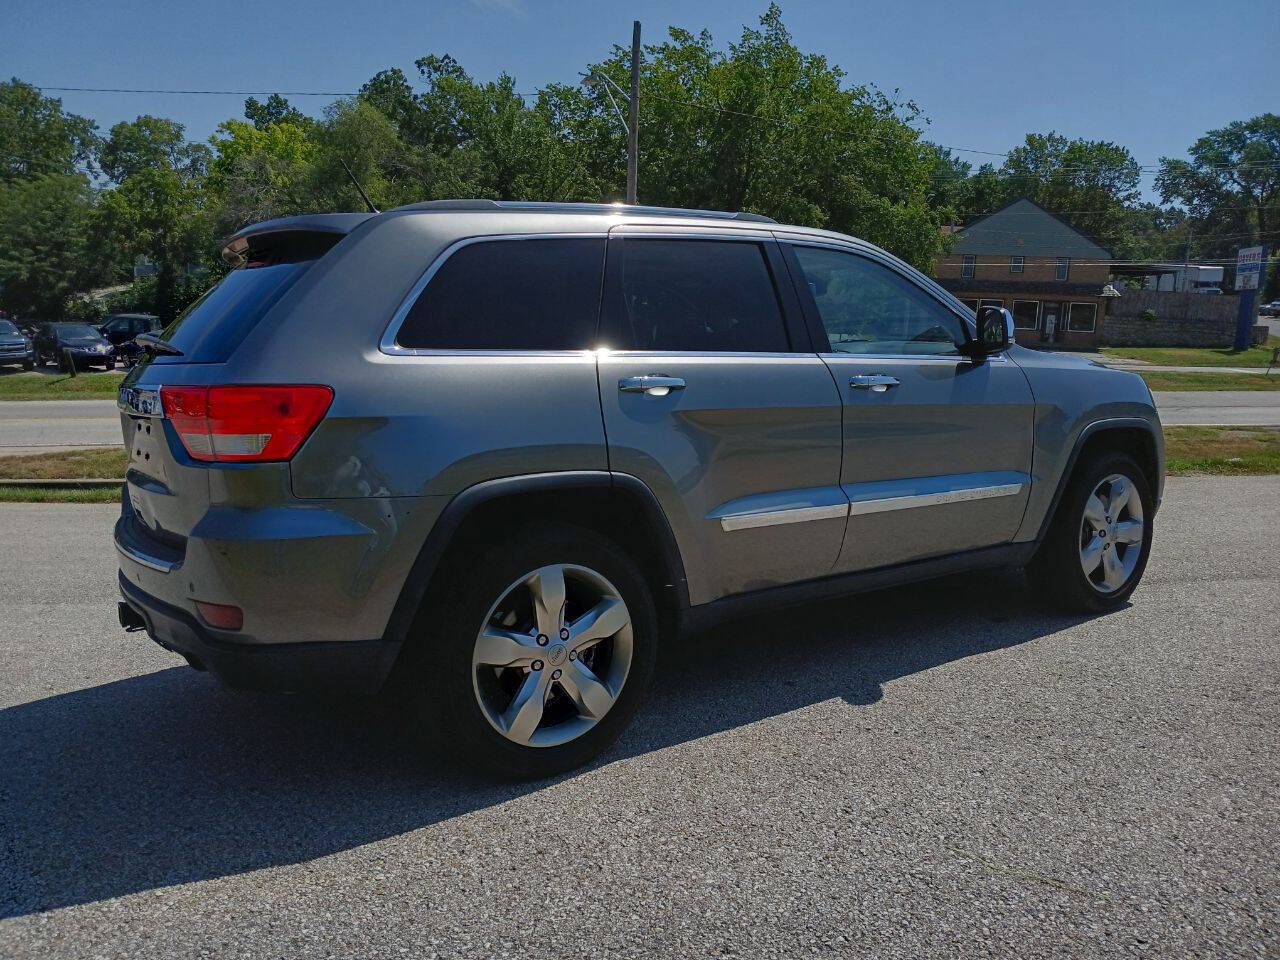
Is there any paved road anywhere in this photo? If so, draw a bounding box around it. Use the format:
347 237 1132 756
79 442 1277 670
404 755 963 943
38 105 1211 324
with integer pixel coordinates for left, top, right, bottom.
1 390 1278 458
1 479 1277 958
1151 390 1280 426
0 400 119 455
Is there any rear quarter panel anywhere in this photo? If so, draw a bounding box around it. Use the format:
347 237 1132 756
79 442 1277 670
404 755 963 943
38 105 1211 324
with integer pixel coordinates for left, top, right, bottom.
219 211 613 498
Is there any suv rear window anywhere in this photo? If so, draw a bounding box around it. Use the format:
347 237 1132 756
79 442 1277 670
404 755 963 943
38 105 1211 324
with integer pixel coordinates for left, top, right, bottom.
152 232 340 364
600 239 789 352
396 238 605 351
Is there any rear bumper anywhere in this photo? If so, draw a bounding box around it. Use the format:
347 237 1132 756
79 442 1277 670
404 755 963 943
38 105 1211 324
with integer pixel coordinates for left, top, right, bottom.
118 571 401 693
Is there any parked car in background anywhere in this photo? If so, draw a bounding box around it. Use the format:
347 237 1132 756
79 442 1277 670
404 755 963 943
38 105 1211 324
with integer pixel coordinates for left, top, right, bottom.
99 313 163 364
1260 301 1280 317
0 319 36 370
34 322 117 370
13 317 42 339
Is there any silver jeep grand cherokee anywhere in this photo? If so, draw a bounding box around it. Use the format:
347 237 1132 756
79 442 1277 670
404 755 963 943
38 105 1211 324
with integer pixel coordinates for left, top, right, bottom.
116 200 1163 777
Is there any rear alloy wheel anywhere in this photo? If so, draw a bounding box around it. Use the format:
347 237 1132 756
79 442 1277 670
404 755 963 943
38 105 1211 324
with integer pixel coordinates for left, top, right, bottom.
416 523 657 779
1027 450 1154 612
472 563 633 748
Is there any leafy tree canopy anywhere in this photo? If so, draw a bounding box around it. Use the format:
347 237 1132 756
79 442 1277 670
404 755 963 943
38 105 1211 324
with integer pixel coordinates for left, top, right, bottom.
0 79 98 183
1157 113 1280 255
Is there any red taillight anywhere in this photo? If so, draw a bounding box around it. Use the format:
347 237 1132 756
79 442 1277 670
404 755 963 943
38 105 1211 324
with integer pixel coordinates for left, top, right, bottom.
160 385 333 463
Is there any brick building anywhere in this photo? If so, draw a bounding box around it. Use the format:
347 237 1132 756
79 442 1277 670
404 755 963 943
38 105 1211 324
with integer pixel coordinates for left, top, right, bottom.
934 198 1114 348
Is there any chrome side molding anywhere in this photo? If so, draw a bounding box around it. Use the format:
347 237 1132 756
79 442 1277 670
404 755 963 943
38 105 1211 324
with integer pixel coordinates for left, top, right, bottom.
848 482 1024 516
719 502 849 532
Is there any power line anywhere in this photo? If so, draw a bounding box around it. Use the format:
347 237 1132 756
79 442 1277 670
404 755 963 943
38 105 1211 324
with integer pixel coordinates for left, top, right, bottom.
34 85 361 97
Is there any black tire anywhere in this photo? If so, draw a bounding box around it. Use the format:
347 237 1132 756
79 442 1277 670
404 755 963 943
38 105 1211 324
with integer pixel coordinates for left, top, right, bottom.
410 522 658 779
22 359 34 371
1027 450 1154 613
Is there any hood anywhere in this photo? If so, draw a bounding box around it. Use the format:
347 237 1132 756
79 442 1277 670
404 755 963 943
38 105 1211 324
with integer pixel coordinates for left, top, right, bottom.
0 334 27 344
59 335 109 345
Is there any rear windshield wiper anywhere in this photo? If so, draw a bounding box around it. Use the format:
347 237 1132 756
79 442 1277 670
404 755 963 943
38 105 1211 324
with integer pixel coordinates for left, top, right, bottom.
134 332 184 357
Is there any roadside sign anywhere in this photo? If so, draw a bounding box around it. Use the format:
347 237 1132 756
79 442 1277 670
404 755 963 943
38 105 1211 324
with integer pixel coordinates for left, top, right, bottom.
1235 246 1264 290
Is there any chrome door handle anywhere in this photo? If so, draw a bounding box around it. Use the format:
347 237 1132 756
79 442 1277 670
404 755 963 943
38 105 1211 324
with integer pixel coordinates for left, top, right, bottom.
619 375 686 396
849 374 900 393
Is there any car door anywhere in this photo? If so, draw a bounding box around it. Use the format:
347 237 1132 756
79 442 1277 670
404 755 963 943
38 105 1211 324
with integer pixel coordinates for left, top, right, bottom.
596 229 845 605
779 240 1034 573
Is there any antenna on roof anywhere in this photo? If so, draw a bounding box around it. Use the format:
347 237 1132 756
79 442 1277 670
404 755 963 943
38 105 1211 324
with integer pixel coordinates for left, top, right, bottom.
339 158 379 214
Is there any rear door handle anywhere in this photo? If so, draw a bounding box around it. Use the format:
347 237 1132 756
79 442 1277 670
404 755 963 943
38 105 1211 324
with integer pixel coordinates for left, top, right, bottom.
849 374 900 393
619 375 686 396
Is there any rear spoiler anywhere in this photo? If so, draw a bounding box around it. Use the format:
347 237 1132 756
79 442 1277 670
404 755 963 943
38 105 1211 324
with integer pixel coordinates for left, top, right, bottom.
221 213 375 266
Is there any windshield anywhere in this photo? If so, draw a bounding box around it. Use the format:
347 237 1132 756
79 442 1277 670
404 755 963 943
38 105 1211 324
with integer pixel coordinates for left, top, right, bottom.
0 321 17 335
55 323 102 338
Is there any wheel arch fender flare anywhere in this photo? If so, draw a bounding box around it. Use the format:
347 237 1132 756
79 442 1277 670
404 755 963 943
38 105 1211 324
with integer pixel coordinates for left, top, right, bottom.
381 471 690 650
1034 417 1163 542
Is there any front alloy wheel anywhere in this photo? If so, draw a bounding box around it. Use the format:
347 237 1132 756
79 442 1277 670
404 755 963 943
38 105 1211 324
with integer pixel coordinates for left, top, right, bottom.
1078 473 1146 593
473 563 633 747
1026 450 1154 612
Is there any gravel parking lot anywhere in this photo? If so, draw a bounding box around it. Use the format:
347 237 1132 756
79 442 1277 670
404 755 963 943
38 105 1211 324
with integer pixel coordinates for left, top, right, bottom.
1 478 1277 958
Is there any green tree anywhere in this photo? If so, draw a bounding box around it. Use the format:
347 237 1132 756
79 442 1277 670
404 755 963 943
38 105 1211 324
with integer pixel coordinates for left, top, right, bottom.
243 93 309 131
996 133 1142 254
0 173 104 318
1156 114 1280 256
0 79 98 183
95 117 213 320
558 6 945 267
99 115 209 183
207 117 317 229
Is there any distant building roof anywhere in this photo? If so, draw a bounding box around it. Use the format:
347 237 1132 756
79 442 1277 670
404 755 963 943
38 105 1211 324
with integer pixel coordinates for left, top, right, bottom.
948 198 1112 261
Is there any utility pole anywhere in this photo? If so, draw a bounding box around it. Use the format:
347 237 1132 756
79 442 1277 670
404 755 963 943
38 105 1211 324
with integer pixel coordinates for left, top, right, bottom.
627 20 641 205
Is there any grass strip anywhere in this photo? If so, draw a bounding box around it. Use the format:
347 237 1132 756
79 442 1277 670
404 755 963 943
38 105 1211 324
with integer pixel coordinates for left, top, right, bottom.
0 371 126 400
1102 336 1280 369
1140 371 1280 391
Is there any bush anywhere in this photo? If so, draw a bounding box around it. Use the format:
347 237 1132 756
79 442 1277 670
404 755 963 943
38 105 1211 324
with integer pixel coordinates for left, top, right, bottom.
1141 308 1157 322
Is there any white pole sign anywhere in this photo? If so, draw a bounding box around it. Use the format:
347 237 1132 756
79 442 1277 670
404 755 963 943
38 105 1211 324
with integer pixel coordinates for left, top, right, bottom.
1235 246 1263 290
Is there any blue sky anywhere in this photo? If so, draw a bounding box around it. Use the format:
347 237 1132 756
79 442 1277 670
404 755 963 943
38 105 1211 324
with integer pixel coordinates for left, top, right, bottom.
5 0 1277 199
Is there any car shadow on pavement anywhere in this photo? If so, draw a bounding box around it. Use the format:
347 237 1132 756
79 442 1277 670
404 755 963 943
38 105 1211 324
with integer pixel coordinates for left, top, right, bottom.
0 568 1099 918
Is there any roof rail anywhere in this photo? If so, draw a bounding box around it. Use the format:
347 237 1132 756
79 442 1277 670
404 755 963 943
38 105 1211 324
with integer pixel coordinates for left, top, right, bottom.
390 199 776 223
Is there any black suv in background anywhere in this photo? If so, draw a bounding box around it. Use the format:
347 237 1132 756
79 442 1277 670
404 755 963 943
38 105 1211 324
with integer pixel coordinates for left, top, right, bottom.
99 313 163 364
34 322 117 370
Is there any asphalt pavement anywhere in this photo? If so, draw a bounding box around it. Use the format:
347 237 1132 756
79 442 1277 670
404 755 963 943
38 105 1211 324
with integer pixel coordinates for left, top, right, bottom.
1 478 1277 958
0 399 120 455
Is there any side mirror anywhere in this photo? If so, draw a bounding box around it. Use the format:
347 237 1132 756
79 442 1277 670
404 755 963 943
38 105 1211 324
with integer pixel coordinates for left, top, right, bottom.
971 305 1014 357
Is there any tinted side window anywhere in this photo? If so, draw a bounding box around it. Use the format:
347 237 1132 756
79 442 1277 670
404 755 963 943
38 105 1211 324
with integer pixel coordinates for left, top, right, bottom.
602 239 789 352
791 246 964 356
397 238 604 350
